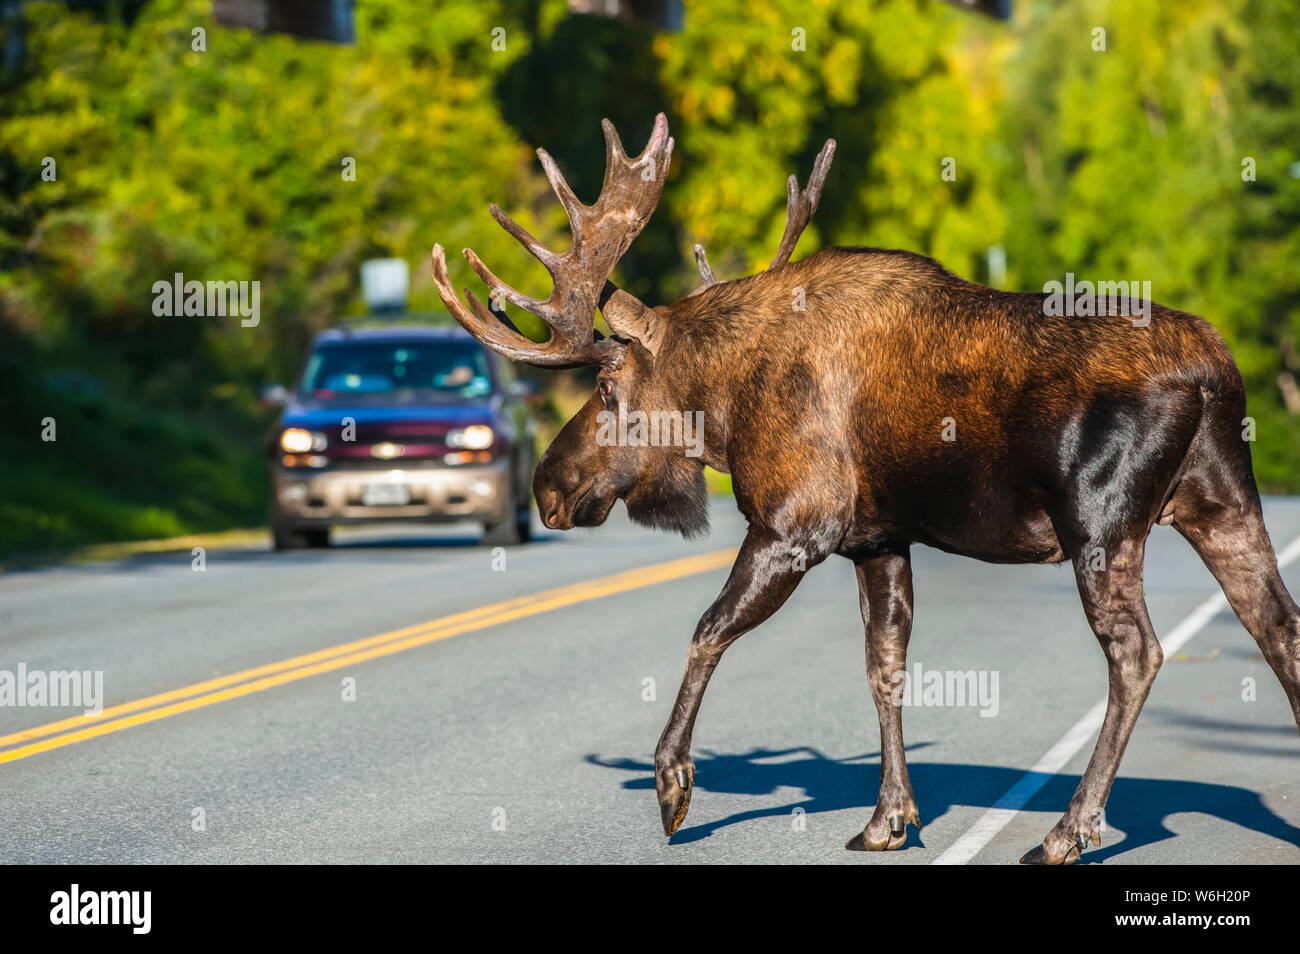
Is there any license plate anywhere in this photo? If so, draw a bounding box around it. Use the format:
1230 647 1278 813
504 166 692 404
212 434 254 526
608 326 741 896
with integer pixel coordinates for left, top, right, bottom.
362 483 410 506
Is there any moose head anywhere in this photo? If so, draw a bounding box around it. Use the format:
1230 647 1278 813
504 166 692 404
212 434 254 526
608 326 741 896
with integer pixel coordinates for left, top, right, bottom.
431 114 833 541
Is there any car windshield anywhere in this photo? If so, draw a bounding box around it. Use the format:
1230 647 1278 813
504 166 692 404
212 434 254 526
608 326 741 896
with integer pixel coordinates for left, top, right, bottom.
300 340 493 402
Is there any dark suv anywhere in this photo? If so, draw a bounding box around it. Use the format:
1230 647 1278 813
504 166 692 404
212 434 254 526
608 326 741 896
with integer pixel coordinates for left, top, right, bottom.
265 324 535 549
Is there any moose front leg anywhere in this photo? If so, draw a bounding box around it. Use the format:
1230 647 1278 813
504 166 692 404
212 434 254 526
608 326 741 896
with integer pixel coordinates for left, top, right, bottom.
846 548 922 851
655 527 824 835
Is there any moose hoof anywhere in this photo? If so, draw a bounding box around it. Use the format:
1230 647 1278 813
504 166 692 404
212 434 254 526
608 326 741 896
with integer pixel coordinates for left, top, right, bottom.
657 764 694 836
845 807 921 851
1019 841 1083 865
1021 825 1100 865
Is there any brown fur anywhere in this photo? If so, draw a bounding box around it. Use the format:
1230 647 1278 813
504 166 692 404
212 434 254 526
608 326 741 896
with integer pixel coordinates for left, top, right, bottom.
532 245 1299 864
437 115 1298 863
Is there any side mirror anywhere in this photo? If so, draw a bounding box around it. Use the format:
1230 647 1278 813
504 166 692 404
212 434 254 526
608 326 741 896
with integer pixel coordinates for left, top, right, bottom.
259 383 290 408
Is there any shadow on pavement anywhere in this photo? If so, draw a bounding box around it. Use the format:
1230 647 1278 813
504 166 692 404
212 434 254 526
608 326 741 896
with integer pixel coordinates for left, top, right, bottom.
587 745 1300 861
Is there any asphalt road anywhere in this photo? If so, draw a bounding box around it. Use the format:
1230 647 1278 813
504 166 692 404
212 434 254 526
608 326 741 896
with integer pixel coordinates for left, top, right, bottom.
1 498 1298 865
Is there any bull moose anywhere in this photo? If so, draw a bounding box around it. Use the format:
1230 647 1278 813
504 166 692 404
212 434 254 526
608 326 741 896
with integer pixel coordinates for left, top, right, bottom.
431 114 1300 864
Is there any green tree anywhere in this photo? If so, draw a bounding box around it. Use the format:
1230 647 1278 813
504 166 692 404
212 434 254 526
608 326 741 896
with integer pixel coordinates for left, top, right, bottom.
998 0 1300 489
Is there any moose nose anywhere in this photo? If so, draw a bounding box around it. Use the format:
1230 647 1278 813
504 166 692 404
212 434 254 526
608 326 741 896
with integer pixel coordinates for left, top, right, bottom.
534 484 566 530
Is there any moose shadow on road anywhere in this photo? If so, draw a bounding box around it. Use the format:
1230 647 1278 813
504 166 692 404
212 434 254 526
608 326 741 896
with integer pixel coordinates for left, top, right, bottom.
586 745 1300 862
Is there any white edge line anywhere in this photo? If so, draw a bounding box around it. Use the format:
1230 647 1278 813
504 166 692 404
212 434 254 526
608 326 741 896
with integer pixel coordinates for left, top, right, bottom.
932 529 1300 865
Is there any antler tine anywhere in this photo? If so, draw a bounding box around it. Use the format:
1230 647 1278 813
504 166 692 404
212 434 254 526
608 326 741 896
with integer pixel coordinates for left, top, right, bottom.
535 148 587 231
693 244 716 286
599 113 672 206
769 138 836 269
487 204 558 269
430 114 674 367
683 243 720 298
432 244 588 366
685 138 836 296
600 118 628 197
463 248 550 320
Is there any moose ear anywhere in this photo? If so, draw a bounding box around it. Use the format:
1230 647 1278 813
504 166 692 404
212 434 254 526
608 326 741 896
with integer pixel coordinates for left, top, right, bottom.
599 284 666 355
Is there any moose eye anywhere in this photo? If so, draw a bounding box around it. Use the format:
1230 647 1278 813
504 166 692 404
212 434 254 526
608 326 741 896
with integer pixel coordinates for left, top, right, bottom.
598 379 614 403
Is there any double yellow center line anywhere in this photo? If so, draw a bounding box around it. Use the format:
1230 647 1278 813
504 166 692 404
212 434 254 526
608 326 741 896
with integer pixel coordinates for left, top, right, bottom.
0 548 738 765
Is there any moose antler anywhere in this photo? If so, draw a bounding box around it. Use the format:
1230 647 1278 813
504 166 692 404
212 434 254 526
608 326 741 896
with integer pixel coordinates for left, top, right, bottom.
690 138 836 293
432 114 674 367
769 138 835 268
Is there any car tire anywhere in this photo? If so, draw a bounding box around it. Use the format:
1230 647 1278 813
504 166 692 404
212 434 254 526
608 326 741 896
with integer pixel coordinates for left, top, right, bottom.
273 524 330 550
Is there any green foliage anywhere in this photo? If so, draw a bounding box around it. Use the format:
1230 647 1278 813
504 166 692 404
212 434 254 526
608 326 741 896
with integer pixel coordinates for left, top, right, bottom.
657 0 1004 291
0 324 265 554
0 0 1296 555
998 0 1300 488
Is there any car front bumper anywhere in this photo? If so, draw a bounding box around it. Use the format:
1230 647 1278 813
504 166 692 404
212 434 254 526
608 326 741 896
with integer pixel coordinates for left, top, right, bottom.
270 460 512 526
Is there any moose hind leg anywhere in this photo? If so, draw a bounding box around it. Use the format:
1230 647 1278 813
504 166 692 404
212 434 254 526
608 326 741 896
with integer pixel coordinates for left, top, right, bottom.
1172 488 1300 727
1022 536 1163 865
846 549 922 851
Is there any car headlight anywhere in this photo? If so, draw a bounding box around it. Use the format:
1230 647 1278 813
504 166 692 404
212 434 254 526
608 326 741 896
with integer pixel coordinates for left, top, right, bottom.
447 425 494 450
281 428 326 453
